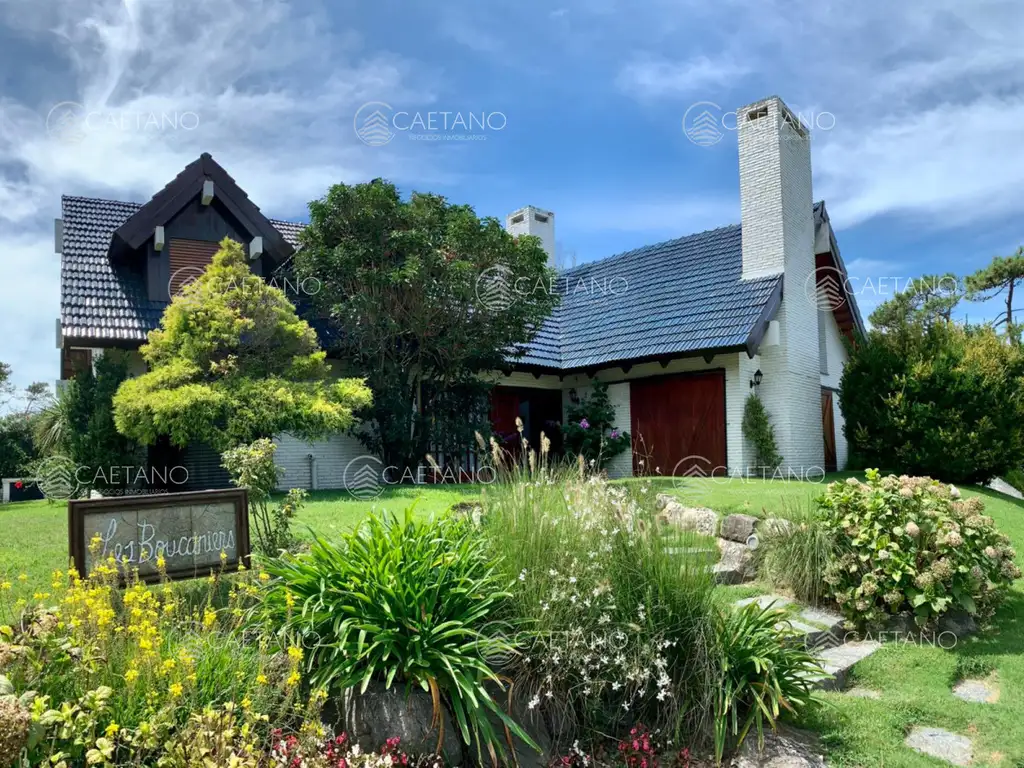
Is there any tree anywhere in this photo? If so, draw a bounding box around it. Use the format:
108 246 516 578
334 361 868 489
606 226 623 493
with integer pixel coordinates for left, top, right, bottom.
113 239 371 452
966 248 1024 336
869 273 963 333
562 382 631 470
840 322 1024 484
293 180 558 471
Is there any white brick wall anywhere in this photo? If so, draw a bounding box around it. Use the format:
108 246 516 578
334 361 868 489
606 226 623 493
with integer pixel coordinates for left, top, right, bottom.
272 432 373 491
738 96 824 474
562 381 633 478
820 308 850 470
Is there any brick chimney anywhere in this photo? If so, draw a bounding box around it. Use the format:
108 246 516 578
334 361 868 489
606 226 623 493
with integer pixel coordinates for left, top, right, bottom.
505 206 556 268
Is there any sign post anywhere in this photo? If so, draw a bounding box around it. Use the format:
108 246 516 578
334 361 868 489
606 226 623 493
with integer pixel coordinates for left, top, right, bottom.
68 488 250 582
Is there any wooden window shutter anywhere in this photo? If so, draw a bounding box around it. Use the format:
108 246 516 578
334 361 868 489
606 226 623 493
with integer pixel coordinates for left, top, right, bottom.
169 239 222 296
61 348 92 380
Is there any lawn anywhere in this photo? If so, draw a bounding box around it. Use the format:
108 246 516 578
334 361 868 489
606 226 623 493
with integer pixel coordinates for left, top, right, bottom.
2 475 1023 766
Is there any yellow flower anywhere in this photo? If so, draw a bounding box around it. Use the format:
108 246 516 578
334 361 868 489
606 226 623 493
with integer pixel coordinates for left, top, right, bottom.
169 682 183 698
256 674 268 685
0 581 11 591
220 550 228 562
125 668 139 683
105 722 120 738
287 646 304 663
17 574 27 582
203 607 217 629
258 572 270 582
241 697 252 709
156 554 166 570
286 671 301 687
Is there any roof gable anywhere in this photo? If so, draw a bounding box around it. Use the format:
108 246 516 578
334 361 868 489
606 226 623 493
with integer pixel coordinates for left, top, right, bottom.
111 153 294 264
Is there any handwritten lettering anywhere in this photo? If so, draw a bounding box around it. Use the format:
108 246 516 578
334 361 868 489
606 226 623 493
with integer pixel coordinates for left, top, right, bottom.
98 518 236 565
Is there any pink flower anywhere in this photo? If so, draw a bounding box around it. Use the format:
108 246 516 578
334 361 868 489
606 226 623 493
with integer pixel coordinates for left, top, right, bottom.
579 418 590 429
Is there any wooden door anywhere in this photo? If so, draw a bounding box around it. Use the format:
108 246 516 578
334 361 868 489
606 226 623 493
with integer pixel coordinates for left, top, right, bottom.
630 371 727 477
821 388 838 473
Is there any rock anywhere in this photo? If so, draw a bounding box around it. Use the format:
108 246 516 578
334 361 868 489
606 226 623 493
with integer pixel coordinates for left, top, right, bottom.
659 504 718 537
734 594 794 611
814 641 882 691
937 611 977 641
880 612 918 641
904 727 973 766
721 514 758 543
988 477 1023 500
655 493 675 511
477 683 551 767
731 725 826 767
714 539 756 584
329 681 465 763
952 678 999 703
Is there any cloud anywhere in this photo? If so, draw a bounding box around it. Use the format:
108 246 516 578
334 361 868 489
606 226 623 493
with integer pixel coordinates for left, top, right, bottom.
0 0 440 394
616 54 751 99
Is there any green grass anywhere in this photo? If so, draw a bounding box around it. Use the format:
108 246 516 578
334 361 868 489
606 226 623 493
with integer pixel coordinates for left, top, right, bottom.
0 485 477 609
3 475 1024 765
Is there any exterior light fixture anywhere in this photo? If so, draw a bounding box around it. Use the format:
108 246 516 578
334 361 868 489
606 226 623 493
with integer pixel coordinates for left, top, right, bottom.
749 369 763 389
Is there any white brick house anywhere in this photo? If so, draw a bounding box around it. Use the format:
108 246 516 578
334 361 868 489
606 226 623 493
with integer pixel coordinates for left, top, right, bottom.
56 95 864 491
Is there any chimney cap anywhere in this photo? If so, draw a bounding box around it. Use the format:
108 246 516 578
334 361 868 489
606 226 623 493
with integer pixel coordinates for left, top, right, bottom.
736 95 810 136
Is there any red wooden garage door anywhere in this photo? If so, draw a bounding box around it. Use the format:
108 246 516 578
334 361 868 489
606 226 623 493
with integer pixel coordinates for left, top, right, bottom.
630 371 727 477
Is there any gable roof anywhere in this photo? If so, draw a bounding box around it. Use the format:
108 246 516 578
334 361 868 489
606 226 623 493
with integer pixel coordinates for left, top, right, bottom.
60 195 302 344
515 225 783 371
111 153 294 264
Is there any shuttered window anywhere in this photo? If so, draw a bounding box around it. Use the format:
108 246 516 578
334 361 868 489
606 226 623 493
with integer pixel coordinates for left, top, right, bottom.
61 347 92 380
169 239 221 295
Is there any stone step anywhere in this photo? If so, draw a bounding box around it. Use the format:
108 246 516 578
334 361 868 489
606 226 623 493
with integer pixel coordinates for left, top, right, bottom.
733 596 846 650
813 640 882 691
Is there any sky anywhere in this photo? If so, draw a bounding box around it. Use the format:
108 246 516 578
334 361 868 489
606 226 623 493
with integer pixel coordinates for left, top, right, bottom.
1 0 1023 395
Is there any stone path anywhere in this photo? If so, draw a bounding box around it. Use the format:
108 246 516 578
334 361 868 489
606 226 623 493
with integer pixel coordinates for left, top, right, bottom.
905 727 973 766
844 687 881 699
988 477 1023 499
952 677 999 703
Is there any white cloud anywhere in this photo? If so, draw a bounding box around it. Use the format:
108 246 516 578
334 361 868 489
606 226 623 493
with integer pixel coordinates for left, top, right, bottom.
616 55 750 99
0 0 441 393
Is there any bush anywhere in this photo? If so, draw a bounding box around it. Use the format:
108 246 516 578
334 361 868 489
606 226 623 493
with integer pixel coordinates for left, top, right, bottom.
818 470 1021 628
221 438 306 556
713 602 822 763
840 323 1024 484
756 503 837 606
562 382 631 470
261 509 531 760
740 394 782 471
1005 467 1024 495
480 470 718 751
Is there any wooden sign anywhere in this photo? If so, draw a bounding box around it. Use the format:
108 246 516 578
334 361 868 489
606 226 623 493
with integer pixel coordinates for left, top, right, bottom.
69 488 250 582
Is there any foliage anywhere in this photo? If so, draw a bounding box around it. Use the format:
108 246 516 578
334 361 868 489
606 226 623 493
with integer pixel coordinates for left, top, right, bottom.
480 470 719 751
221 439 307 556
966 247 1024 334
260 508 532 760
113 239 372 452
293 179 558 471
1006 467 1024 495
0 414 35 479
869 273 963 333
712 602 822 764
740 394 782 472
561 382 631 470
840 322 1024 483
31 383 75 457
817 470 1021 628
57 351 140 494
756 503 837 606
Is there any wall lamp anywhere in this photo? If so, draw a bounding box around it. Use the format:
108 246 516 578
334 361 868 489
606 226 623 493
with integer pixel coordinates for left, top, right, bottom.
749 369 763 389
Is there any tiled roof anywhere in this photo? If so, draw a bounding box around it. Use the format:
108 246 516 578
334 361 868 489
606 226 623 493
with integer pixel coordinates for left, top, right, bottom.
516 225 781 370
60 195 304 343
60 194 782 368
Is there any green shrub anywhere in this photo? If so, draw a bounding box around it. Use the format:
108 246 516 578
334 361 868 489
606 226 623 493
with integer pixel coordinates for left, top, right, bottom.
818 470 1021 628
840 323 1024 484
480 470 718 750
562 382 631 470
713 602 822 764
741 394 783 471
261 508 532 760
756 503 837 606
1005 467 1024 495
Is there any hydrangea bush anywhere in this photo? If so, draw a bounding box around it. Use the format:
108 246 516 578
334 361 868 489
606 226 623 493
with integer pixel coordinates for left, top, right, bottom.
818 469 1020 627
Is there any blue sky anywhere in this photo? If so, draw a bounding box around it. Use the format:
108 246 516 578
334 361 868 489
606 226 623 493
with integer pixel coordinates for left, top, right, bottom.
1 0 1023 394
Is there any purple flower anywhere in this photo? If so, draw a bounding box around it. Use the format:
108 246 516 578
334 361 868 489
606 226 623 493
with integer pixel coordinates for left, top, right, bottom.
579 418 590 429
610 429 620 439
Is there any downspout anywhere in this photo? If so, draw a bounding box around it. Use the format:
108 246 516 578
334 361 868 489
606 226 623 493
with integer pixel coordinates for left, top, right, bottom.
306 453 318 491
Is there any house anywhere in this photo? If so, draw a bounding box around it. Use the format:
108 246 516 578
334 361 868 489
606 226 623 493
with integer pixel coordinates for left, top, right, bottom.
56 95 864 492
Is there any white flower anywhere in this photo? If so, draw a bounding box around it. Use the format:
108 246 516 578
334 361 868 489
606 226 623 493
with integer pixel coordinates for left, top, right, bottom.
527 694 540 710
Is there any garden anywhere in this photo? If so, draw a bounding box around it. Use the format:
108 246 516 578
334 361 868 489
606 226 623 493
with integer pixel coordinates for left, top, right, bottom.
2 193 1024 767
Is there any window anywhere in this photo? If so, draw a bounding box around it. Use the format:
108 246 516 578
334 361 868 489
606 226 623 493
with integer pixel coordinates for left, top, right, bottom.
61 347 92 381
534 213 549 223
510 214 525 224
818 310 829 376
169 239 222 295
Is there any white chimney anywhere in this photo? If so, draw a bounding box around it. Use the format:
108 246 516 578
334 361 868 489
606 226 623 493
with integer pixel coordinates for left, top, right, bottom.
738 96 813 281
505 206 556 268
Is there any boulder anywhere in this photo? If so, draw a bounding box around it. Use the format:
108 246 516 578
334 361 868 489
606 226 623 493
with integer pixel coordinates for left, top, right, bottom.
714 539 756 584
759 518 793 538
721 514 758 543
658 504 718 537
731 725 826 767
937 610 977 641
328 681 465 764
476 684 552 767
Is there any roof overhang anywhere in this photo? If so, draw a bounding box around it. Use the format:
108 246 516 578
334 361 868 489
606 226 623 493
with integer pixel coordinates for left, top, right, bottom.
109 153 294 265
813 201 867 341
